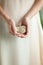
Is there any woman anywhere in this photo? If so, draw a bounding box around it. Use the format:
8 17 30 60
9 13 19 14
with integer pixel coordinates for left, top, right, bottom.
0 0 43 65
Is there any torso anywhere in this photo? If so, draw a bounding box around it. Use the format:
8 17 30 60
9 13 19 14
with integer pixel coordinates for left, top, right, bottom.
1 0 35 23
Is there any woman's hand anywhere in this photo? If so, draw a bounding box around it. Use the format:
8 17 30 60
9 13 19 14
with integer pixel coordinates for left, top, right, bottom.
15 17 30 38
7 19 17 35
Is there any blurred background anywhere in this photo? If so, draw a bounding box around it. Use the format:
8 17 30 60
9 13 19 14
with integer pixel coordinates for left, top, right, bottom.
40 8 43 28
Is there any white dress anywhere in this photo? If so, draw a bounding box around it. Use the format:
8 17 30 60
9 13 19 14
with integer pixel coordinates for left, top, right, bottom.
0 0 43 65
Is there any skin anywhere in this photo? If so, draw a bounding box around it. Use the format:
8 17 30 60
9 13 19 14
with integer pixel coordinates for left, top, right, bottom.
0 0 43 38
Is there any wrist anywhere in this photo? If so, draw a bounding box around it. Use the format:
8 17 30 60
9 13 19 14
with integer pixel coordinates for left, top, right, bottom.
23 14 30 21
7 18 12 24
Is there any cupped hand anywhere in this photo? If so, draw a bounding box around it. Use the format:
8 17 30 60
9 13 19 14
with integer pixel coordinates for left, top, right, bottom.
15 17 30 38
7 19 17 35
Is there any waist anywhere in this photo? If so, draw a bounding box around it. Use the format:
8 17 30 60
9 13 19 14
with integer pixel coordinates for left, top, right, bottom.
4 0 35 23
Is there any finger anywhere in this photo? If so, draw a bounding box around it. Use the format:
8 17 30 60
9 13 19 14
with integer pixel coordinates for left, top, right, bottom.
26 21 30 34
15 32 22 37
20 34 28 38
11 26 15 33
9 31 15 35
16 33 26 38
9 27 15 35
11 22 16 33
15 32 26 38
9 24 15 35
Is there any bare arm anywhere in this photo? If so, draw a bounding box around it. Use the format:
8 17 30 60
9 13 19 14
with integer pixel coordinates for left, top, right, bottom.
0 6 16 36
24 0 43 19
0 6 11 22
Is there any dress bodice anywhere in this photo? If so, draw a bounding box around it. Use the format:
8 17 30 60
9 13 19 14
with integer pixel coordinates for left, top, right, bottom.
1 0 35 23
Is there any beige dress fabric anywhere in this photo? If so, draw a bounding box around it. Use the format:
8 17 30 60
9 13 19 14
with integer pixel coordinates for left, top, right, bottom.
0 0 43 65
